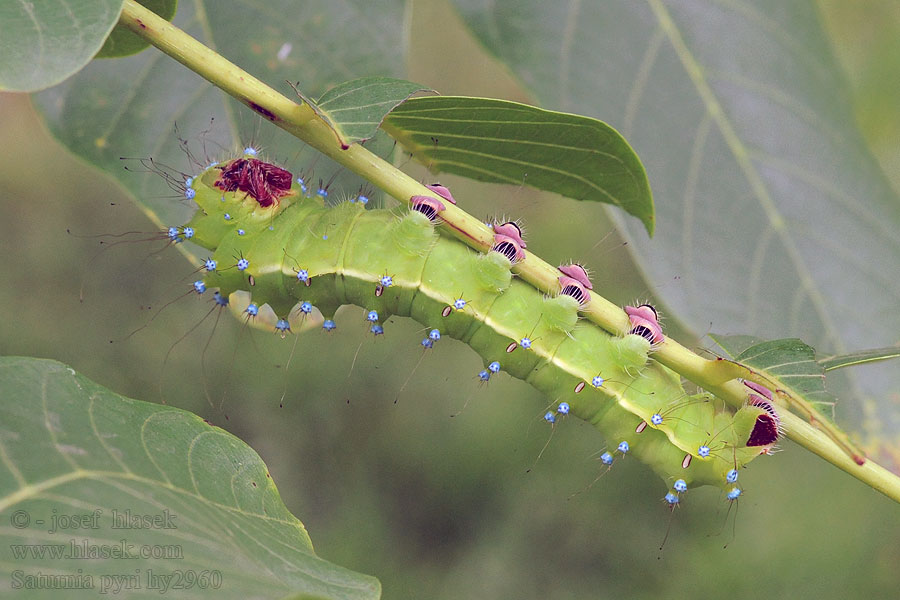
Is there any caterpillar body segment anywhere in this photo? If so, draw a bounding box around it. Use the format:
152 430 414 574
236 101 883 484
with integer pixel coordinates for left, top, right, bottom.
180 158 773 492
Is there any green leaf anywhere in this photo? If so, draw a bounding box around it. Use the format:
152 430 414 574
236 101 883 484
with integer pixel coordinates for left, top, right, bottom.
451 0 900 447
818 347 900 371
96 0 178 58
296 77 432 148
33 0 408 234
712 336 834 408
710 334 866 462
383 96 654 235
0 0 123 92
0 357 380 600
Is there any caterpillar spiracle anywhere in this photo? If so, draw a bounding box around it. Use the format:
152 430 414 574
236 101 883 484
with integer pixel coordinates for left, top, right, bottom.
172 156 779 500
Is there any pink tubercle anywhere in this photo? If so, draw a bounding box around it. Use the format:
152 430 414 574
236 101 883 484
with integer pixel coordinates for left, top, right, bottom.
492 222 526 248
558 263 592 289
624 304 664 344
425 183 456 205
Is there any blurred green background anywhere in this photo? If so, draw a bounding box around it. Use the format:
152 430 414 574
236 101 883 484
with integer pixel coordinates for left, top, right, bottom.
1 1 899 598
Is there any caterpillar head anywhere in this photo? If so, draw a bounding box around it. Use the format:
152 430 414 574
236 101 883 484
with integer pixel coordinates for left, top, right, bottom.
215 157 293 208
184 158 298 248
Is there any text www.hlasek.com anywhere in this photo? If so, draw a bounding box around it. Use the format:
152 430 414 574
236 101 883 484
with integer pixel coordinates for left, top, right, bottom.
10 538 183 560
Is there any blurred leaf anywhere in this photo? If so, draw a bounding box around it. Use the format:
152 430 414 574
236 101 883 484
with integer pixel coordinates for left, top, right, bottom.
451 0 900 448
297 77 431 148
818 346 900 371
0 357 380 599
383 96 654 234
0 0 122 91
708 334 764 357
33 0 407 238
96 0 178 58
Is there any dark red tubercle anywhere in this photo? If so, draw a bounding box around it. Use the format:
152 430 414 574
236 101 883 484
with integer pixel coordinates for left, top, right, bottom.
624 304 664 344
558 263 592 289
746 392 781 448
746 412 780 447
425 183 456 205
493 222 526 248
215 158 293 208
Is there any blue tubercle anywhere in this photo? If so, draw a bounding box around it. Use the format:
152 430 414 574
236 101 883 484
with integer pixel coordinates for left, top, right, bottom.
367 310 379 323
726 469 739 484
543 412 556 424
182 227 194 239
237 258 249 271
673 479 687 493
167 226 180 241
246 303 259 317
600 452 614 465
243 146 259 157
617 441 630 454
317 187 328 198
664 492 680 505
557 402 570 415
727 487 742 501
698 445 711 458
380 275 393 287
323 319 336 331
213 291 229 307
275 319 291 333
193 280 206 294
478 370 490 382
185 177 193 188
591 376 604 388
428 329 441 341
651 413 663 426
299 301 313 314
488 361 501 373
297 269 309 283
184 188 196 200
204 258 217 272
421 337 434 349
358 195 369 205
237 229 246 236
454 298 467 310
224 213 232 221
370 324 384 335
519 337 531 349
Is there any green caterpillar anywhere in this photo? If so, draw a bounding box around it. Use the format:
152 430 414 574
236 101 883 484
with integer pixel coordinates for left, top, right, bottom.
175 156 777 502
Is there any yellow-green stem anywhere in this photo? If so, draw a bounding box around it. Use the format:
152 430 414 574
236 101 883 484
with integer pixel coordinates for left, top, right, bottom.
118 0 900 504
